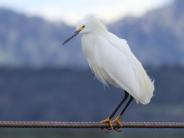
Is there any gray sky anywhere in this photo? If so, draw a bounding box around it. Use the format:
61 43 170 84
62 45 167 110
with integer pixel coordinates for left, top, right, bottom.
0 0 172 25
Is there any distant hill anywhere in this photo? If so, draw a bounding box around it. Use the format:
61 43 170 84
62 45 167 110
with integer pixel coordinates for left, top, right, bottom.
0 8 86 68
0 0 184 68
110 0 184 66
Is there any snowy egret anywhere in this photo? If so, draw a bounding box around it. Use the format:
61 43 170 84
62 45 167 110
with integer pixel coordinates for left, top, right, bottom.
63 15 154 130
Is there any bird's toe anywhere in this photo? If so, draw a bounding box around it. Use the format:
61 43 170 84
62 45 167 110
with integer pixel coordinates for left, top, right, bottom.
113 116 123 132
100 118 114 131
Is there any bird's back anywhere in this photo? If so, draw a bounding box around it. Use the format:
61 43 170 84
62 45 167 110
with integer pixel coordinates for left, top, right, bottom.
81 32 154 104
106 33 154 104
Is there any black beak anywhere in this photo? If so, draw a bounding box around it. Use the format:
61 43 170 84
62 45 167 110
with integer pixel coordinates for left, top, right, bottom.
63 25 85 45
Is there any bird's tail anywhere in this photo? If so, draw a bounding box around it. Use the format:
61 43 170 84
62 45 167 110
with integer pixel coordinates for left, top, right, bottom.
134 63 154 104
130 56 154 104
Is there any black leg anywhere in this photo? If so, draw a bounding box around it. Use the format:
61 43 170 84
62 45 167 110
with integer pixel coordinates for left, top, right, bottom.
119 96 133 116
109 92 129 119
100 92 131 131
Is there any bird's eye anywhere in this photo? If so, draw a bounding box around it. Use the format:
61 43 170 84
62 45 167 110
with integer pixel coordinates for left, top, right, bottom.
82 25 85 28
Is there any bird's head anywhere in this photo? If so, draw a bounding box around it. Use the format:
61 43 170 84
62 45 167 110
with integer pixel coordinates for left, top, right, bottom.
63 15 107 45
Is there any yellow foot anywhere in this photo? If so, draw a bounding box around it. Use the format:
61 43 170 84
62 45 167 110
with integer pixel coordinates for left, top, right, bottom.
113 116 123 132
100 118 113 131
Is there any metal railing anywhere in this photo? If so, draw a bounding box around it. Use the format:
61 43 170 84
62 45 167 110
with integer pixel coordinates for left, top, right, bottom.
0 121 183 128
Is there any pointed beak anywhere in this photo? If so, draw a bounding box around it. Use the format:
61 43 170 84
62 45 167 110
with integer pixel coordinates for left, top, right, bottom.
63 25 85 45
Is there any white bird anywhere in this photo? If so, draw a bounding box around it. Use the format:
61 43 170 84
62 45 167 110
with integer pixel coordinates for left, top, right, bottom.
63 15 154 130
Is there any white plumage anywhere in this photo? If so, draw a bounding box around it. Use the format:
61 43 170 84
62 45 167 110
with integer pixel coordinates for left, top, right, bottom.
79 15 154 104
63 15 154 105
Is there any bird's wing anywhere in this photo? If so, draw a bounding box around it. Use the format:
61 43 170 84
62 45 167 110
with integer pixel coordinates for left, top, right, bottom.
94 33 154 104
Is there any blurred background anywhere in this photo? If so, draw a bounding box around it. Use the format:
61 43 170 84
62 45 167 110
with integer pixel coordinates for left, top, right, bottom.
0 0 184 137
